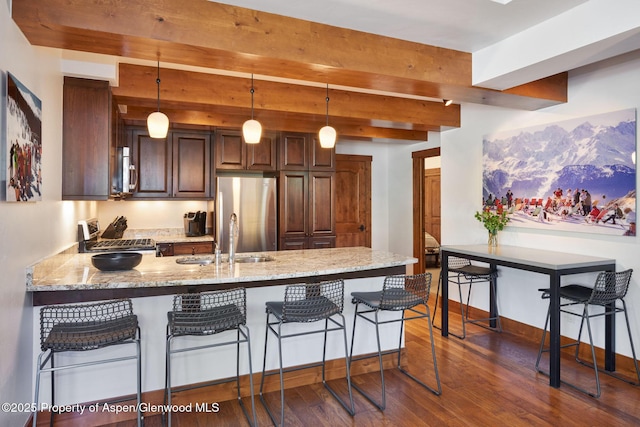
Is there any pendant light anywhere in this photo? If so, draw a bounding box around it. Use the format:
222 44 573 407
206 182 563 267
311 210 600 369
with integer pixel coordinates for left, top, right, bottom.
147 60 169 138
319 84 336 149
242 74 262 144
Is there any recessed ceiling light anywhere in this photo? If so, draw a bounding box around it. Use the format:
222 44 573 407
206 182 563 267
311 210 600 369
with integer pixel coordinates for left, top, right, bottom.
490 0 513 4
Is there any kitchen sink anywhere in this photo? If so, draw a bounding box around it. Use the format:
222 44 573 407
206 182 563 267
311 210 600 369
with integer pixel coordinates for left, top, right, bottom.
234 256 275 263
175 256 214 265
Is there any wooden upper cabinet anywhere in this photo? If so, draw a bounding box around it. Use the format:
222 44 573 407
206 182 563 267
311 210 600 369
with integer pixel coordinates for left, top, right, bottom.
130 128 172 198
130 127 212 199
278 132 335 171
309 135 335 170
247 131 277 171
172 131 212 198
62 77 113 200
216 128 276 171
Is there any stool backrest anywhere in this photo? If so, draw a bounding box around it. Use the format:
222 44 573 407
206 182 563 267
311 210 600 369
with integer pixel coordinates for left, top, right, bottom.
40 298 136 351
170 288 247 335
282 279 344 322
448 256 472 269
590 269 633 305
380 273 431 310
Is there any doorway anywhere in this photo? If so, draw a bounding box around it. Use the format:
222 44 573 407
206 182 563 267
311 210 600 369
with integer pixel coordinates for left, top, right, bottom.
412 148 441 273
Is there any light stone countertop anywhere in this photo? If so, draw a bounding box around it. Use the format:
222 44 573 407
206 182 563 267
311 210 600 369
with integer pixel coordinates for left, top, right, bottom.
26 247 417 292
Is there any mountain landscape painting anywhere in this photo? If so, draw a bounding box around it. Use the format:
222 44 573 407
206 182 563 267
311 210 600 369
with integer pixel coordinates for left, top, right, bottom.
482 108 637 237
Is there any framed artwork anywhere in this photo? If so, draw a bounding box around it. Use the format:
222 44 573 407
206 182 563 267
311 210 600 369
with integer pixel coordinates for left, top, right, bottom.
6 72 42 202
482 108 637 237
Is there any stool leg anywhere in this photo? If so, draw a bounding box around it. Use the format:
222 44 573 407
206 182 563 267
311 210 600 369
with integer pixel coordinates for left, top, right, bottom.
241 326 258 427
49 353 55 427
135 333 142 427
32 351 49 427
165 334 174 427
535 306 551 372
277 322 285 426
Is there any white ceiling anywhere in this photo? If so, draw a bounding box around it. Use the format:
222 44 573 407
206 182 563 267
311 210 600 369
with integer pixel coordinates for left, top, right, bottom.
214 0 588 53
214 0 640 90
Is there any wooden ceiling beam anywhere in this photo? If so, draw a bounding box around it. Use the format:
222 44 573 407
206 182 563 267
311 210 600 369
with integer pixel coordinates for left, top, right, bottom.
113 64 459 130
12 0 567 111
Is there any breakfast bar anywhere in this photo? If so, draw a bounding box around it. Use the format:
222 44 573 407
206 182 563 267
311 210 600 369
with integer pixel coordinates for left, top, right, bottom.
440 244 616 389
26 247 416 406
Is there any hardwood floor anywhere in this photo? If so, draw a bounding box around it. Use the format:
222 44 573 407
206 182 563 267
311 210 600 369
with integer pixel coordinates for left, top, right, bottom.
36 271 640 426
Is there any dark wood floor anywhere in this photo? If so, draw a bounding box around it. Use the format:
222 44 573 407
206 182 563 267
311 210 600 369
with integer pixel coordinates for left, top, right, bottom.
36 276 640 426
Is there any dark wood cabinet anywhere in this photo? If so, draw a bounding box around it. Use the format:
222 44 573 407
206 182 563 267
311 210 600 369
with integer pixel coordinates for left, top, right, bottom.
278 132 335 171
62 77 114 200
215 128 276 171
129 128 212 199
172 131 212 198
156 241 214 257
278 170 336 250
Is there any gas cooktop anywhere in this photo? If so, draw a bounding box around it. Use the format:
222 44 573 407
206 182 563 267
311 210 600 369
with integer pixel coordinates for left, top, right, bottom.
78 218 156 253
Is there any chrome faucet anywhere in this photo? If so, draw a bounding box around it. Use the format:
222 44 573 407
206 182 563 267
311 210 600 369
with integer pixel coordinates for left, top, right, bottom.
228 213 238 264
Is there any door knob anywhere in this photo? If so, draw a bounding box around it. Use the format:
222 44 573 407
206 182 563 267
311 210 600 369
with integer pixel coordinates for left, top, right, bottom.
359 224 365 231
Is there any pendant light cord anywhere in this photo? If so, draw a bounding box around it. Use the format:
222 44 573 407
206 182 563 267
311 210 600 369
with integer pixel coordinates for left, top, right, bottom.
250 74 255 120
156 60 161 112
325 83 330 126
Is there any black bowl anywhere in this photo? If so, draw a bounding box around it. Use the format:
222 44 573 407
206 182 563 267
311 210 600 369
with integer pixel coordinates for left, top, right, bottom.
91 252 143 271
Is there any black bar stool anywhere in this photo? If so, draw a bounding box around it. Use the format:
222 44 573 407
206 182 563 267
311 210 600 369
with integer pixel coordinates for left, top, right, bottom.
33 298 142 427
165 287 257 426
535 269 640 397
259 279 355 426
349 273 441 411
434 256 500 339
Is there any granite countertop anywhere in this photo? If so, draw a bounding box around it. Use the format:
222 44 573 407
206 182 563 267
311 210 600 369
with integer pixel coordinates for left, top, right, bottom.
26 247 417 292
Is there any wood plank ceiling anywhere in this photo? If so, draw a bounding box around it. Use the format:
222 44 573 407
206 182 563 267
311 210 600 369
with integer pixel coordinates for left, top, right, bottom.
12 0 568 142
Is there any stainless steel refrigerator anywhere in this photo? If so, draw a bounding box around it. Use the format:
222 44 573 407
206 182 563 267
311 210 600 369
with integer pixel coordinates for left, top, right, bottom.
216 176 278 253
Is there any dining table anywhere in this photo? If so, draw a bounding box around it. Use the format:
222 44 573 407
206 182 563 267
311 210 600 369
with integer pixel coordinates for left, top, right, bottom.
439 244 616 388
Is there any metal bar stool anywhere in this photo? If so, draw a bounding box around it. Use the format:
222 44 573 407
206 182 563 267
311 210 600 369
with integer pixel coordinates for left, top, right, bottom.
349 273 441 411
165 287 257 426
433 256 501 339
535 269 640 397
33 298 142 427
259 279 355 426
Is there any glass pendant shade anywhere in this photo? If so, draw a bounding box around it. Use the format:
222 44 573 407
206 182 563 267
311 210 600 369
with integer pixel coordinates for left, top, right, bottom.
242 119 262 144
147 111 169 138
147 60 169 139
319 125 337 148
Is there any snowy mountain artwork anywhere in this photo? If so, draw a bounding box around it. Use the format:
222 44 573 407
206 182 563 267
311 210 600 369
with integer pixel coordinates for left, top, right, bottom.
483 109 636 237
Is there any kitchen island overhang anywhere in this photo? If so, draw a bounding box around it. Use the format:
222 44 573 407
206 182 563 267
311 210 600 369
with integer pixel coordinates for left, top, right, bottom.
27 247 417 305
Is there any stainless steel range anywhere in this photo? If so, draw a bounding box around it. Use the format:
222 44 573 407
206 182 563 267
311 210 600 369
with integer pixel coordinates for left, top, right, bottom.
77 218 156 253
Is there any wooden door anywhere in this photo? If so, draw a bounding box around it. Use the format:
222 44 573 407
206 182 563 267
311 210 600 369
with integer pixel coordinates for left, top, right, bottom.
424 168 441 244
278 171 308 241
335 154 372 248
308 171 336 237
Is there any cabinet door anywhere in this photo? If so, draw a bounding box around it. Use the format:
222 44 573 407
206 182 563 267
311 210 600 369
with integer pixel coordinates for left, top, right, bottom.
309 172 336 237
173 241 214 255
62 77 111 200
130 128 172 198
246 131 277 171
279 237 307 251
278 132 308 170
309 134 335 171
215 129 245 170
172 131 211 198
279 171 308 239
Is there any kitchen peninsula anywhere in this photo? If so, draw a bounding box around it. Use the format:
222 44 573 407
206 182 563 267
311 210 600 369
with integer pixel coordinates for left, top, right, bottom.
26 247 416 406
27 246 414 305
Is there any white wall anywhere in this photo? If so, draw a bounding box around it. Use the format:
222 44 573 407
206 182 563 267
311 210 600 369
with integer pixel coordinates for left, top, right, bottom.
441 50 640 357
0 3 97 425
